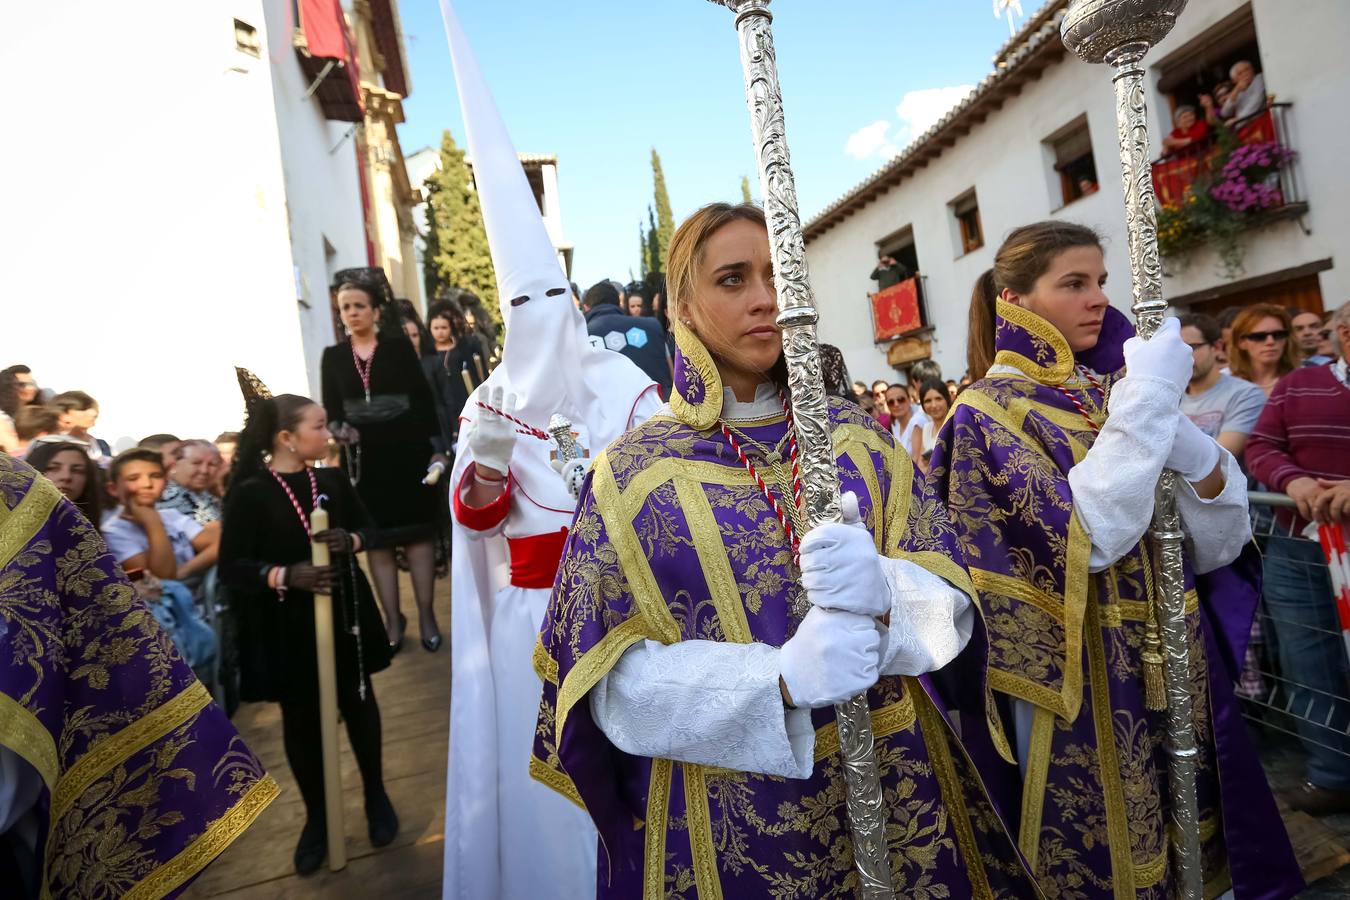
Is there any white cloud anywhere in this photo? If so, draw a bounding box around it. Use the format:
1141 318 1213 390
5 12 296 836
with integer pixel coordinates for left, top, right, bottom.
844 85 975 161
895 85 975 142
845 120 898 160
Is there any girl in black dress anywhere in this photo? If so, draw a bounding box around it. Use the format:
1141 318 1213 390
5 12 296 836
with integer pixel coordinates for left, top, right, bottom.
321 268 446 652
424 296 486 451
220 393 396 874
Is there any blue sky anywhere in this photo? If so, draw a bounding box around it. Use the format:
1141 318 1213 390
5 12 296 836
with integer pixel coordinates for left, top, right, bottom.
399 0 1045 289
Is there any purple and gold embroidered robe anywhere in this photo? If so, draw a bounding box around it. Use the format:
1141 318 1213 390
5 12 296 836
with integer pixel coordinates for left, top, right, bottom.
0 455 277 898
929 301 1301 899
531 396 1038 899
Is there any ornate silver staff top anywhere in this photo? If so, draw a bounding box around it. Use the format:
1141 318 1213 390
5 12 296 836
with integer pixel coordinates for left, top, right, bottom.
548 414 580 463
1062 3 1203 899
1061 0 1185 66
549 413 589 499
706 2 893 896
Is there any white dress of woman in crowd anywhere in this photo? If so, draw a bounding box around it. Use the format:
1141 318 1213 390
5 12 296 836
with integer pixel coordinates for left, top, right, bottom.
437 5 661 898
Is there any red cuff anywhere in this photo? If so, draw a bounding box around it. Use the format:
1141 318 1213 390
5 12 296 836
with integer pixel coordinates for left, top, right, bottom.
453 465 511 531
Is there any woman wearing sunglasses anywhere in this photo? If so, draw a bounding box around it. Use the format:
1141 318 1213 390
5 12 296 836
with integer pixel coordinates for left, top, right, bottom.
1229 303 1300 396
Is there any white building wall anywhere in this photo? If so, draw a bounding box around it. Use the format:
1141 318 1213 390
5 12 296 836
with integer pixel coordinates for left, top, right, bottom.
805 0 1349 384
3 0 312 448
261 0 367 395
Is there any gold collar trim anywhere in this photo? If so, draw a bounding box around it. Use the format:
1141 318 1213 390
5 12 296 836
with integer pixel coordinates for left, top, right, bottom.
669 321 723 431
993 299 1075 386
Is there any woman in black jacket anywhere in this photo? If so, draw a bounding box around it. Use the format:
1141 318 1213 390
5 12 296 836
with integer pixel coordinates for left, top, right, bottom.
219 392 396 874
320 267 446 652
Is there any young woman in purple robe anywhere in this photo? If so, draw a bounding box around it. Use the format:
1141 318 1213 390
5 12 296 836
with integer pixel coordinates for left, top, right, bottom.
928 221 1301 899
530 203 1038 898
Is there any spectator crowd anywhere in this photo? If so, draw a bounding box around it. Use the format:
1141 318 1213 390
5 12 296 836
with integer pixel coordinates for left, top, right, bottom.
3 274 1348 815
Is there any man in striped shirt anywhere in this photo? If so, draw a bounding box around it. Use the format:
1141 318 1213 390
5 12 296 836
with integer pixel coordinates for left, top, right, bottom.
1246 302 1350 815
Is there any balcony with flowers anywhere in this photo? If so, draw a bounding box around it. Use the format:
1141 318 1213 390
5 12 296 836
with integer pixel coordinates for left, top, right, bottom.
1153 103 1304 277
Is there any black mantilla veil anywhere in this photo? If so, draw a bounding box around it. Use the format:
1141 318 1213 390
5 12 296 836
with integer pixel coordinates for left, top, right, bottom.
229 367 318 494
235 366 273 409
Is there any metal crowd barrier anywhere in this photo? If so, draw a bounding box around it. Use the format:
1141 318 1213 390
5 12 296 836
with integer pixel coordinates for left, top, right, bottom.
1241 491 1350 761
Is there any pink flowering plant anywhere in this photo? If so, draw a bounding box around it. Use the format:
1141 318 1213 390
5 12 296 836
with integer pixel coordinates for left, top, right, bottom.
1156 132 1298 277
1209 141 1296 212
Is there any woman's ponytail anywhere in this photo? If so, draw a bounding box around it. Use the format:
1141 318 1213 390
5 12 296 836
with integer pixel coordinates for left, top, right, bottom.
226 393 315 498
228 398 278 495
967 269 999 380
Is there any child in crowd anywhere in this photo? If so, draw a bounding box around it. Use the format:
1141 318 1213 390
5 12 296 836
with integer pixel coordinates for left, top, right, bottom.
12 405 60 458
51 390 112 463
100 448 218 670
139 432 184 472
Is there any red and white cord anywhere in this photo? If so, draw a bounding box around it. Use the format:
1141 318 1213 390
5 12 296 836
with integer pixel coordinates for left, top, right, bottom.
475 401 550 441
1056 365 1107 432
719 393 805 565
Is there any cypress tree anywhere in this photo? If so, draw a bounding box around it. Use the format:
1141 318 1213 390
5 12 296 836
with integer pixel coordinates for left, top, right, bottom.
423 130 499 324
651 149 675 272
639 221 650 278
741 175 753 204
646 206 661 276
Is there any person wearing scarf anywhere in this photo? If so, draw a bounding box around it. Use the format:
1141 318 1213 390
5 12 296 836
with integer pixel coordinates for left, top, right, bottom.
529 202 1038 898
929 220 1301 899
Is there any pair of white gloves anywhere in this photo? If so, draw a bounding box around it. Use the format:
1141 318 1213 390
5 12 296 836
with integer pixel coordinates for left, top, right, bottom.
779 317 1222 711
1121 317 1222 483
468 387 588 498
779 493 894 710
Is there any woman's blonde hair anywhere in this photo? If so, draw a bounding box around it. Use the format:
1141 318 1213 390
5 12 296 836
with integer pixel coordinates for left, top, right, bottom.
666 202 785 383
1229 303 1299 381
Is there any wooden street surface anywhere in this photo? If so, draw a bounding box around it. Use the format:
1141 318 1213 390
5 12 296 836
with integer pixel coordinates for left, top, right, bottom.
185 573 450 899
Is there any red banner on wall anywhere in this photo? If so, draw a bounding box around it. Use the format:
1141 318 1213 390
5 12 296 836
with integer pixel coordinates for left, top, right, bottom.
870 277 923 343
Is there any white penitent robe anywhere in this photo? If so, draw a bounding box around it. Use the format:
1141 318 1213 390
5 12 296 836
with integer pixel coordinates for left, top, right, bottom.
442 389 659 900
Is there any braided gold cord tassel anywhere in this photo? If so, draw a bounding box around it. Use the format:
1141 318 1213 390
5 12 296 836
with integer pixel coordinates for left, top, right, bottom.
1141 621 1167 711
1139 545 1167 711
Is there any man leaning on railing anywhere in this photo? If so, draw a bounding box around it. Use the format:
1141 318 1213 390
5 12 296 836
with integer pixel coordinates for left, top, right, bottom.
1246 303 1350 815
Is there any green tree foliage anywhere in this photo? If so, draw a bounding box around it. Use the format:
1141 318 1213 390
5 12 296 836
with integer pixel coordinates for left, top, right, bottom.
423 130 499 324
646 206 661 276
741 175 753 204
639 220 651 278
651 149 675 272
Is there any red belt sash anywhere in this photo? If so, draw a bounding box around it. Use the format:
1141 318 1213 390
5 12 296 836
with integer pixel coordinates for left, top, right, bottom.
507 529 568 589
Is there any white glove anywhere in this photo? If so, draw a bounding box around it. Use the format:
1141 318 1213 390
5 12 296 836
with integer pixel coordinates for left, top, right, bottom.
1122 317 1192 394
779 607 882 709
799 492 888 618
1167 413 1222 482
549 456 590 499
467 386 517 474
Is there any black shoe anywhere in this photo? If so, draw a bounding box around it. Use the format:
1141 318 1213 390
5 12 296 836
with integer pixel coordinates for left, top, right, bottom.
294 817 327 875
366 789 399 847
388 612 408 655
421 633 442 653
